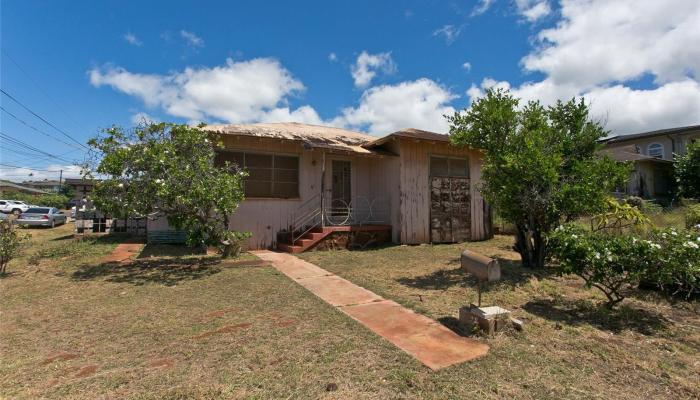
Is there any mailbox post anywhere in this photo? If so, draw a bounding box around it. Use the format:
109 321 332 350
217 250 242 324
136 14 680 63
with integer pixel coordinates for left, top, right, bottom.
459 250 512 335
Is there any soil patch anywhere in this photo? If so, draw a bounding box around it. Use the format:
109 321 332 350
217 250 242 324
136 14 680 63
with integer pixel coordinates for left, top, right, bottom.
75 364 99 378
149 357 175 369
191 323 252 340
41 352 79 365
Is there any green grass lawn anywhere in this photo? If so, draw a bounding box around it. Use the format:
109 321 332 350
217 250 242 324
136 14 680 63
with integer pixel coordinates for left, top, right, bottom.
2 225 698 399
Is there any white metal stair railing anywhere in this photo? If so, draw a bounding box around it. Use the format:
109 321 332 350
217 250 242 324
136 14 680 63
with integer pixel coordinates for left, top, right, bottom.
288 192 323 245
323 196 391 226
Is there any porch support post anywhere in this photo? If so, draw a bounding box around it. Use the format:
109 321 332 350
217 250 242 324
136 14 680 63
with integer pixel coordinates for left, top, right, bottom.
321 151 326 227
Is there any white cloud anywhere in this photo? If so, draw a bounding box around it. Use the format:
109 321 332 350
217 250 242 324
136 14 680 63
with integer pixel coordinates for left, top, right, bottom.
350 51 396 88
333 78 457 135
515 0 551 22
130 112 158 125
433 25 462 45
471 0 495 16
522 0 700 89
1 164 83 182
462 62 472 72
89 58 319 124
467 0 700 135
328 52 338 62
180 30 204 48
123 32 142 46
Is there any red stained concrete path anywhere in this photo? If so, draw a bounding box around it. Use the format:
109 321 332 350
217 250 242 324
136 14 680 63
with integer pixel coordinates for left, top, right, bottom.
252 250 489 370
102 243 142 264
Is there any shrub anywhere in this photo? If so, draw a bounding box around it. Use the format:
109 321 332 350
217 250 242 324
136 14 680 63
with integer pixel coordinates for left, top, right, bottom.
685 204 700 230
550 225 700 305
549 225 654 308
624 196 643 209
0 220 28 275
3 191 70 209
644 228 700 299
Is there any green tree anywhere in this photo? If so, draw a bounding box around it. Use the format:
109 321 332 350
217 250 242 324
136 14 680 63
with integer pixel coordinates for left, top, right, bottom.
675 140 700 199
448 89 629 268
86 123 248 257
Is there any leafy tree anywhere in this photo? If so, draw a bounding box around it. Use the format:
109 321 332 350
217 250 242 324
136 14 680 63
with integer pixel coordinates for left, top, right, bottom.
86 123 248 257
675 140 700 199
1 220 28 275
448 89 629 268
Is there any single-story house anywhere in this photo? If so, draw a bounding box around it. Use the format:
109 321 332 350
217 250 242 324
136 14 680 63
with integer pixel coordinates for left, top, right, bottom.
148 122 493 252
21 179 62 193
601 124 700 199
0 180 50 195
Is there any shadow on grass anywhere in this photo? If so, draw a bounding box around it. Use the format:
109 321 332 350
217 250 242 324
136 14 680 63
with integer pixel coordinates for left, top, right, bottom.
71 258 221 286
522 298 669 335
51 234 75 241
137 244 203 259
396 258 557 292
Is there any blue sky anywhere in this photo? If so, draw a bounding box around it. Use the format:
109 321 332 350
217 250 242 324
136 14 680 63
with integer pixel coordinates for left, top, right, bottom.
2 0 699 181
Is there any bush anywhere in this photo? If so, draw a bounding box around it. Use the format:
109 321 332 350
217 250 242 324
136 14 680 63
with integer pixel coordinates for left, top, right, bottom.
644 228 700 299
624 196 643 209
685 204 700 230
550 225 700 305
549 225 654 308
3 191 70 209
0 220 28 275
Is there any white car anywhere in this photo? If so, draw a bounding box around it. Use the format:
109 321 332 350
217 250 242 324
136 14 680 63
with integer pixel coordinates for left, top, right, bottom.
0 200 30 215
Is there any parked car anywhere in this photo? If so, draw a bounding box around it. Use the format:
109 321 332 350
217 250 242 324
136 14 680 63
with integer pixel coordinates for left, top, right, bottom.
0 200 30 215
17 207 67 228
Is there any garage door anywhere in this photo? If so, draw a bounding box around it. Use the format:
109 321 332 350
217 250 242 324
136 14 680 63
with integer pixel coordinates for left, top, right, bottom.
429 156 471 243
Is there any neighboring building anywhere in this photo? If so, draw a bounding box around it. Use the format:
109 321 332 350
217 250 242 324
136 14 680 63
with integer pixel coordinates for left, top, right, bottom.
601 125 700 198
21 179 63 193
0 180 50 195
63 178 96 204
147 122 493 251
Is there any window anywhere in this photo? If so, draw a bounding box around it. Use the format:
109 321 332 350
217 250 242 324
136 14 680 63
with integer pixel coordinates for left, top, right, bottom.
647 143 664 159
215 151 299 198
430 156 469 177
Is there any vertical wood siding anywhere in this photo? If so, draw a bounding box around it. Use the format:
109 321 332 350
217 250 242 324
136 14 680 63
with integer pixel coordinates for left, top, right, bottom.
395 139 490 244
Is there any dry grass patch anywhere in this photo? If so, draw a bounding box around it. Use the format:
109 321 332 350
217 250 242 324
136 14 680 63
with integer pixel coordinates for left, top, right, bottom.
301 236 700 399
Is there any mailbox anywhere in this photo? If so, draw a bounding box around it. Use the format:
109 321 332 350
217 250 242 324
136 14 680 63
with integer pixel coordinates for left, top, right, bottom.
461 250 500 282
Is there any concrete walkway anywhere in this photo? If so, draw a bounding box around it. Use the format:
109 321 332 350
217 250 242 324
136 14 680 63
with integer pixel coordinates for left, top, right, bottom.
252 250 489 370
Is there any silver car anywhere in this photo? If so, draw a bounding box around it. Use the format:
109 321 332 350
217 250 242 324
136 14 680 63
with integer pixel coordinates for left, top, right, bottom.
17 207 68 228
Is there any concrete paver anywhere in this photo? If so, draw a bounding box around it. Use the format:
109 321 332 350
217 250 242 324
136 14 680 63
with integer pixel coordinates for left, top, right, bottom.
102 243 142 264
252 250 489 370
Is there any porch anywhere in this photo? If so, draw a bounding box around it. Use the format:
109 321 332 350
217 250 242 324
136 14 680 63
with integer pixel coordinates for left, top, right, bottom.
276 191 393 253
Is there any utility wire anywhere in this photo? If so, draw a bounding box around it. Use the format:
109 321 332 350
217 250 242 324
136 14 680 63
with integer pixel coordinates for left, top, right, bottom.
0 88 89 149
0 106 84 150
0 131 74 163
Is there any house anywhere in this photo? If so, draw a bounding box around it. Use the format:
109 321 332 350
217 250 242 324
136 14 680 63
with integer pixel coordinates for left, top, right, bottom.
21 179 62 193
63 178 96 205
0 180 50 195
150 122 493 252
601 124 700 198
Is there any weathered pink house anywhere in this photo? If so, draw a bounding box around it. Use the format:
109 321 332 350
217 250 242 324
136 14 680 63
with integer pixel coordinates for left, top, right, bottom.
167 123 492 252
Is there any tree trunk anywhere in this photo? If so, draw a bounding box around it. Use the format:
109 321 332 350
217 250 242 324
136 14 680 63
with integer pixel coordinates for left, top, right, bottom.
514 224 547 269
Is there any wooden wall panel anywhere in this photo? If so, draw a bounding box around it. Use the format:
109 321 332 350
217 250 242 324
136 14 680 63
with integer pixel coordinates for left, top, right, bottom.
396 139 489 244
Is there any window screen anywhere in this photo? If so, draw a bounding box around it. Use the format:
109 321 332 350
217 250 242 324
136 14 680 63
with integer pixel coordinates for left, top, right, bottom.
647 143 663 159
215 151 299 198
430 156 469 177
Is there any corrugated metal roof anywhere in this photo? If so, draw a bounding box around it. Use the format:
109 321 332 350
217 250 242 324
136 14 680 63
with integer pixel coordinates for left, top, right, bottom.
600 145 672 163
202 122 380 155
601 124 700 143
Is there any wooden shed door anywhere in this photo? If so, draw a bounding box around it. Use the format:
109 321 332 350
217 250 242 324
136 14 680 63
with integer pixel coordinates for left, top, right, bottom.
429 156 471 243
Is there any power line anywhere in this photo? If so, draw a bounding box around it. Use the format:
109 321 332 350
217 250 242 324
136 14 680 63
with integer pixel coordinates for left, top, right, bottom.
1 49 90 134
0 88 89 149
0 131 74 163
0 163 66 172
0 106 84 150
